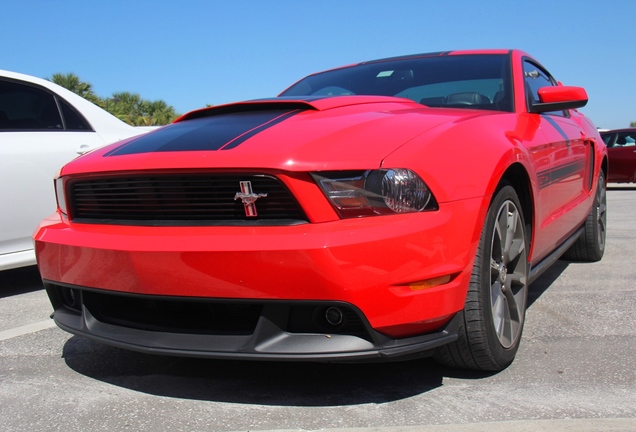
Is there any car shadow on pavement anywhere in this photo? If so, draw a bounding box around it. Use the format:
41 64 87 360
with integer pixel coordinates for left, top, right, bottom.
61 335 495 406
0 265 43 298
60 260 568 406
527 259 569 308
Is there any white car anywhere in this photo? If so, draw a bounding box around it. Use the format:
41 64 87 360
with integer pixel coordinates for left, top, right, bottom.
0 69 153 271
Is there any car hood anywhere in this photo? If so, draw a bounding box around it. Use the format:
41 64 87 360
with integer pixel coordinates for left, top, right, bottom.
60 96 490 175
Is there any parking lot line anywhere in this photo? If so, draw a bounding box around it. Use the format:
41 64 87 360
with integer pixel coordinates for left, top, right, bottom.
0 319 56 342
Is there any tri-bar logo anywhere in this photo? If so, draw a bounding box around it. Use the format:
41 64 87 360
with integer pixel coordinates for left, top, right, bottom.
234 181 268 217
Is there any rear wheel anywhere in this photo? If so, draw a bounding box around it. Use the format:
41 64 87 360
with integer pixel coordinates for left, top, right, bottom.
435 184 528 371
562 171 606 262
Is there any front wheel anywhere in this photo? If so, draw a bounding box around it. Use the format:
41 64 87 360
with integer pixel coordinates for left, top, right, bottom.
435 184 528 371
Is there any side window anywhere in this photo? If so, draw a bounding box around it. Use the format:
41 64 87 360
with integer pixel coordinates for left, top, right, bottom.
523 60 565 116
59 98 92 131
601 133 615 147
616 132 636 147
0 79 63 130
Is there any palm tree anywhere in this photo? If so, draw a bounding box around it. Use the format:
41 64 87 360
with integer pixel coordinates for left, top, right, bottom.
108 91 143 125
49 73 99 103
107 93 178 126
48 73 179 126
139 100 178 125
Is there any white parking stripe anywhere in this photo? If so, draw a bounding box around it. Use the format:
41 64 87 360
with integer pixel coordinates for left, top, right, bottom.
0 320 57 342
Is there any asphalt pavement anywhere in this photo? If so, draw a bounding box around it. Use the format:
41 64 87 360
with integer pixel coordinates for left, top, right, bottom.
1 185 635 432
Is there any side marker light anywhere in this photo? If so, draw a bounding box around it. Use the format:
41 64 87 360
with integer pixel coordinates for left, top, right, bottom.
408 275 452 291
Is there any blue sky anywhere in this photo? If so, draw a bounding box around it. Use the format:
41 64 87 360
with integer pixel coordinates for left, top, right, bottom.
1 0 634 129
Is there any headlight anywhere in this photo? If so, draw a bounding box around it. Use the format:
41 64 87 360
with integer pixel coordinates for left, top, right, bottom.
54 177 68 217
311 169 437 218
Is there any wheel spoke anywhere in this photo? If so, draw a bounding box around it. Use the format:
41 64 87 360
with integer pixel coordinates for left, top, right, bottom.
500 300 513 346
497 209 507 238
491 280 502 307
504 277 522 321
491 281 506 337
507 238 525 265
500 204 516 263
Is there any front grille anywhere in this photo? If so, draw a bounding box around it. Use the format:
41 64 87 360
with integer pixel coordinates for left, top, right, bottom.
67 173 307 225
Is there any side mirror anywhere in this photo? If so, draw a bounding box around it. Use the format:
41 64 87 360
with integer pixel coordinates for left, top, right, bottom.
529 86 588 113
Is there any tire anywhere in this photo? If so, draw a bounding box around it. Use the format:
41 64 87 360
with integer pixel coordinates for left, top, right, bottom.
435 184 529 371
562 171 607 262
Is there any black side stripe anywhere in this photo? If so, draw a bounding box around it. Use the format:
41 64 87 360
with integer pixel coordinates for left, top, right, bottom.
105 109 301 157
537 160 586 189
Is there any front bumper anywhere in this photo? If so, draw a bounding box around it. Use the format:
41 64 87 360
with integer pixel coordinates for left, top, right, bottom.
35 195 485 359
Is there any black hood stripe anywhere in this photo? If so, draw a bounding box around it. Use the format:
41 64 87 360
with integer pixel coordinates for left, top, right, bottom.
219 109 300 150
104 109 301 157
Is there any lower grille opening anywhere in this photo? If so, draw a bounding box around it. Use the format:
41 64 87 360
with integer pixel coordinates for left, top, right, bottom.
49 284 372 340
83 290 262 335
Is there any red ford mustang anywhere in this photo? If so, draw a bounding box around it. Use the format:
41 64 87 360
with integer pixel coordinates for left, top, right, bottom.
35 49 608 371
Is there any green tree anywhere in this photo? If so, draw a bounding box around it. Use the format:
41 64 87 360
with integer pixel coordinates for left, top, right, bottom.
105 92 178 126
138 99 178 126
49 73 99 103
48 72 179 126
107 91 143 125
631 121 635 127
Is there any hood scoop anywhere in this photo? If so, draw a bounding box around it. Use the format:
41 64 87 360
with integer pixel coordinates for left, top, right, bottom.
176 99 318 122
176 95 417 122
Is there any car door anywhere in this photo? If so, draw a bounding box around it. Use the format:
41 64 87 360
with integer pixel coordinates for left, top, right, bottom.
607 131 636 183
523 60 592 260
0 78 106 268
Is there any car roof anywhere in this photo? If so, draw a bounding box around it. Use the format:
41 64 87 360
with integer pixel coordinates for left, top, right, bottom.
600 128 636 133
358 49 514 65
300 49 527 78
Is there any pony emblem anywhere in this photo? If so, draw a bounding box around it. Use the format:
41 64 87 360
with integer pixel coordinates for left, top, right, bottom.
234 181 268 217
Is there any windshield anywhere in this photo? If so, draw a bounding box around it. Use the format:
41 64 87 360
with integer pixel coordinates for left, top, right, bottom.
280 54 513 112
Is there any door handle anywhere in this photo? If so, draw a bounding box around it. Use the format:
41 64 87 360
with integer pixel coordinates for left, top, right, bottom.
76 144 92 155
